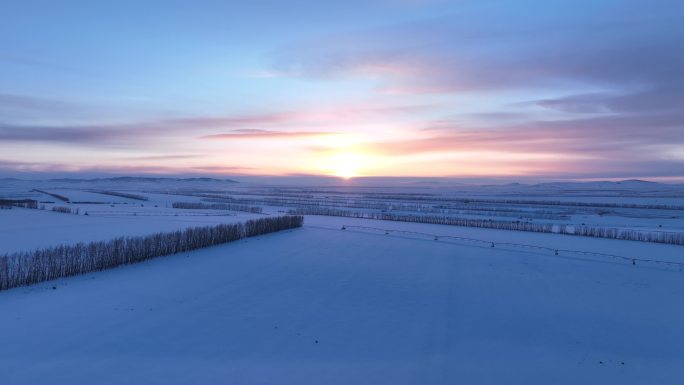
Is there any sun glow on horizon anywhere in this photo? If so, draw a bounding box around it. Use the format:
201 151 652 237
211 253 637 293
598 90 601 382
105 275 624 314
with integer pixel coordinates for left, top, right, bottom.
335 164 357 179
320 151 370 179
332 152 360 179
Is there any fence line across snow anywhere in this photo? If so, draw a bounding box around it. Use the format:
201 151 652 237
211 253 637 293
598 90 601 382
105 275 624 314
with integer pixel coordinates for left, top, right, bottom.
339 225 684 272
290 208 684 246
0 215 303 291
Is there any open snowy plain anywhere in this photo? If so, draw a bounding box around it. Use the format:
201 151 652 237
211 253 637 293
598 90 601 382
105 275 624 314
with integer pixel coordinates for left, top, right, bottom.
1 177 683 384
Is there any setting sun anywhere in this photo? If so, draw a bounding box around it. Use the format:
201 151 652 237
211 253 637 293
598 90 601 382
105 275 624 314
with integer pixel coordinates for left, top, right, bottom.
333 153 360 179
335 165 356 179
321 152 367 179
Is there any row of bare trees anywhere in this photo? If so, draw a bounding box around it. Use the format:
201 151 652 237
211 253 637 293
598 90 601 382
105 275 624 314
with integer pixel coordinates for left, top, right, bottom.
289 208 684 245
89 190 148 201
51 206 73 214
360 194 684 211
0 199 38 209
0 215 303 291
31 189 70 202
189 193 570 220
172 201 263 213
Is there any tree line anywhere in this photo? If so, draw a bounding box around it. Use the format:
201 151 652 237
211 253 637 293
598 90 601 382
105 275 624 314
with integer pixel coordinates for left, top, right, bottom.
0 199 38 209
172 201 263 213
0 215 303 291
51 206 74 214
360 194 684 211
189 193 569 220
31 189 70 202
89 190 149 201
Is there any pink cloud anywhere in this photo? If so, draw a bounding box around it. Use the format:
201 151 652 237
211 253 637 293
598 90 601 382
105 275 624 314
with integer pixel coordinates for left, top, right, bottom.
201 129 338 140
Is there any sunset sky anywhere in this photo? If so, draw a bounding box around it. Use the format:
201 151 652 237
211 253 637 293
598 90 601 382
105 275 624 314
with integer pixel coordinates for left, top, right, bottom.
1 0 682 180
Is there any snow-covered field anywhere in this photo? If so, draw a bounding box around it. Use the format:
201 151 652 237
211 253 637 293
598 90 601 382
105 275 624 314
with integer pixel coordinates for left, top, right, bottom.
2 223 683 384
1 178 684 384
0 208 260 254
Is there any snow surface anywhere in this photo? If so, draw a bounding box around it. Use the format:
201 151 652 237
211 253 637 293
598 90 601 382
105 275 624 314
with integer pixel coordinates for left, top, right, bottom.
2 179 684 384
1 220 683 384
304 216 684 265
0 208 261 254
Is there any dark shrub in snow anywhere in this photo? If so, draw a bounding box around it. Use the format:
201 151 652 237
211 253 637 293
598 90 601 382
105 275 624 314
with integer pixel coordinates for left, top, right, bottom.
52 206 72 214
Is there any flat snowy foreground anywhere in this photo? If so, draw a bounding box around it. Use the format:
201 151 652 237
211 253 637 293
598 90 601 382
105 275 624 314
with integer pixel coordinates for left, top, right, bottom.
1 225 683 384
0 208 261 254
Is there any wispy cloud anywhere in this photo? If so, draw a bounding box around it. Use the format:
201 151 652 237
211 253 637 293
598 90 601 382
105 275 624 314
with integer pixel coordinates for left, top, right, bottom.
0 93 77 111
0 102 434 145
120 154 204 161
202 129 338 140
0 158 255 176
270 3 683 97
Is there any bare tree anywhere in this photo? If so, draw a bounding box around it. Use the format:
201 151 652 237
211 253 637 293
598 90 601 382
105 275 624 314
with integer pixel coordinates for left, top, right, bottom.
0 216 303 291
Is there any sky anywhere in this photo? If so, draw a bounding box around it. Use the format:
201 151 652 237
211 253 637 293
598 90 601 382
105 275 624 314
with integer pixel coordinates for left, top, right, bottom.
1 0 683 180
